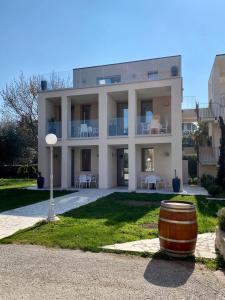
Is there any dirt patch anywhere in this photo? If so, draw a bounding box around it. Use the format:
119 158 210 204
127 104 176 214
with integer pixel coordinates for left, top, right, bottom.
139 223 158 230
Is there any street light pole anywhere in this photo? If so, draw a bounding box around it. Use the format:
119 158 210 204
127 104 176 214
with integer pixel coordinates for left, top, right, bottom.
45 133 58 222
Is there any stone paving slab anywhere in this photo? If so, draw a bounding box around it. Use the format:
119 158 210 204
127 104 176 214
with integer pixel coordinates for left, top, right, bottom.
103 233 216 259
0 189 113 240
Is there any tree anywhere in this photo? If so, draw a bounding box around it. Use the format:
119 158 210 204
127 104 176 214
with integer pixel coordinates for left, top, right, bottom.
217 116 225 187
0 121 23 164
0 71 67 160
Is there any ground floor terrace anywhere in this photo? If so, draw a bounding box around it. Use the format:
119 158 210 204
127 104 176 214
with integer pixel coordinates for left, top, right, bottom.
39 142 183 191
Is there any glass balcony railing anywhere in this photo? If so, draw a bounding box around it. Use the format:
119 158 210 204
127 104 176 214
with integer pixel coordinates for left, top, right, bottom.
69 120 99 138
47 121 62 138
136 116 170 135
108 118 128 136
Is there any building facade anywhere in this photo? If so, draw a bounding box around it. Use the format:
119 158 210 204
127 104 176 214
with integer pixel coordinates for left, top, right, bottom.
198 54 225 177
38 55 183 190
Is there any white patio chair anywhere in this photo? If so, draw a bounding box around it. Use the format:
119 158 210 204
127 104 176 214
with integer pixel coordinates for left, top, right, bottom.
141 122 150 135
160 121 168 134
150 119 160 134
88 126 93 137
80 124 88 137
79 174 87 188
145 174 157 189
90 174 98 188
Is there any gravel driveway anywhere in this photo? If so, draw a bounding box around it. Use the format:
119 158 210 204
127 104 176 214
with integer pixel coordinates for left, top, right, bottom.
0 245 225 300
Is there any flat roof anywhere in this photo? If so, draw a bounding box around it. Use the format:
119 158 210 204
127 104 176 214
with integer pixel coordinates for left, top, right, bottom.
73 55 181 71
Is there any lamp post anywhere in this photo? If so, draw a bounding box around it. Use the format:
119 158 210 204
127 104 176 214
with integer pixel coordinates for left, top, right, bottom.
45 133 58 222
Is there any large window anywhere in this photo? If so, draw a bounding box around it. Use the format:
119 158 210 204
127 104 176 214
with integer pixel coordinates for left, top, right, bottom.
97 75 121 85
141 100 153 123
141 148 154 172
81 149 91 171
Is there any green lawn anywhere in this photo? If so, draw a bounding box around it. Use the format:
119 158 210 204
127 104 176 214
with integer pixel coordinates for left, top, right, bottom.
0 178 36 189
0 178 71 212
1 192 225 253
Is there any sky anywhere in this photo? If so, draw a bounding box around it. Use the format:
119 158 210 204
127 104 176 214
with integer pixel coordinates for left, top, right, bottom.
0 0 225 106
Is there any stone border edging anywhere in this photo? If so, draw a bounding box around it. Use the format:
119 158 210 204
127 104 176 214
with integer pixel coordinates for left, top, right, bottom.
215 228 225 260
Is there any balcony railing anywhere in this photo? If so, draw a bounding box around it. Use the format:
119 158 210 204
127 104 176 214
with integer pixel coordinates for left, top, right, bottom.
108 118 128 136
136 116 170 135
199 146 219 164
69 120 99 138
47 121 62 138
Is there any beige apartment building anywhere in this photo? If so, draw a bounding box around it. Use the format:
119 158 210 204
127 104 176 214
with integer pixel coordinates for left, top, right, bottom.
38 55 183 190
197 54 225 177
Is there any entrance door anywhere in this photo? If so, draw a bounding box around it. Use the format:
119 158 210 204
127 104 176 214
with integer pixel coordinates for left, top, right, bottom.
117 148 129 186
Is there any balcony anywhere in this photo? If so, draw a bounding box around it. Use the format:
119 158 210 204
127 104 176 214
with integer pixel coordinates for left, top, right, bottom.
199 146 219 165
136 116 170 136
47 121 62 138
69 120 99 138
108 118 128 136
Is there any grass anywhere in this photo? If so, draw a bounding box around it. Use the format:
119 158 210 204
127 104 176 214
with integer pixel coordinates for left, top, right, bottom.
0 178 72 212
0 178 36 189
1 192 225 254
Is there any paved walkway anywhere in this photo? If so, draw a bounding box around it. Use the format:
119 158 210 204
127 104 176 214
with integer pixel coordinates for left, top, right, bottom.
1 245 225 300
0 189 113 239
103 233 217 259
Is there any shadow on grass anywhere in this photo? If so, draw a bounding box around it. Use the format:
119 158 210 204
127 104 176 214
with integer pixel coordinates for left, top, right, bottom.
62 192 172 226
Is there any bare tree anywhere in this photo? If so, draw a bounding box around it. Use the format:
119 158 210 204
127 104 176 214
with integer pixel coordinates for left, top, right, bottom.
0 71 68 154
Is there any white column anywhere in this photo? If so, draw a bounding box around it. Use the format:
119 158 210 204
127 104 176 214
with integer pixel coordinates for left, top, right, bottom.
98 90 108 139
128 88 137 138
128 142 137 190
61 146 71 188
61 95 69 140
98 143 109 188
171 80 183 190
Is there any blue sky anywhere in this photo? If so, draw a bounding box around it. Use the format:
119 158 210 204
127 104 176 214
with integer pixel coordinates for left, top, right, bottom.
0 0 225 104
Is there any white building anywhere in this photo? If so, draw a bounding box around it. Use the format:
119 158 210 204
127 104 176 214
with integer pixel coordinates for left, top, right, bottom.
38 55 183 190
198 54 225 177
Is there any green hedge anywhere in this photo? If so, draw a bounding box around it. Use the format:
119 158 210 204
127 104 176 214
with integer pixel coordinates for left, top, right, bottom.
0 165 38 178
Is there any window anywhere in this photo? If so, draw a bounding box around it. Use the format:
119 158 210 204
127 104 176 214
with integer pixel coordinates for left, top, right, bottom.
141 100 153 123
81 149 91 171
97 75 121 85
81 104 91 124
148 71 158 80
141 148 154 172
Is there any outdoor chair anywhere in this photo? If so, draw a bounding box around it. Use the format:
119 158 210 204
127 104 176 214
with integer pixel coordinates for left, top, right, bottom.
80 124 88 137
79 174 88 188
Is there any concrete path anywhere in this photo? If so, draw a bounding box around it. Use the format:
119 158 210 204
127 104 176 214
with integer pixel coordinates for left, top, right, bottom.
0 245 225 300
103 233 217 259
0 189 113 239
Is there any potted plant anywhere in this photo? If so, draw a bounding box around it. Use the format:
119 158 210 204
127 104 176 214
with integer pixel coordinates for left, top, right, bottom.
37 172 44 189
172 169 181 193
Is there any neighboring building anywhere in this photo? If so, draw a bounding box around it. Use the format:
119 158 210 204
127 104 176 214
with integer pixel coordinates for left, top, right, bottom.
38 55 183 190
197 54 225 177
182 108 198 183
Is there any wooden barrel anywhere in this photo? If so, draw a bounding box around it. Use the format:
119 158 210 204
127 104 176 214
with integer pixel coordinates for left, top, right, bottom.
158 200 197 257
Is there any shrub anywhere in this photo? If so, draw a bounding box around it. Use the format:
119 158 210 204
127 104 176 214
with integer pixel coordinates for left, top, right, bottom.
17 165 37 178
201 174 215 188
218 207 225 231
207 184 222 196
0 164 38 178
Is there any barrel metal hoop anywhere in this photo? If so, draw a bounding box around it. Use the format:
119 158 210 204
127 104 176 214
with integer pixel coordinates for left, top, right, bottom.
159 235 197 243
159 217 197 225
161 201 195 210
160 207 196 213
160 246 195 254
